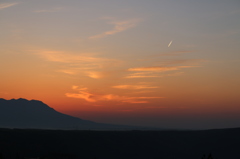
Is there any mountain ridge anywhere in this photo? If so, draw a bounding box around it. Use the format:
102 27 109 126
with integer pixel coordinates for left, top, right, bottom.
0 98 140 130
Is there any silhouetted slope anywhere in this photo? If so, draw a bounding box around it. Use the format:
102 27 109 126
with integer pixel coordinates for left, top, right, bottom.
0 98 135 130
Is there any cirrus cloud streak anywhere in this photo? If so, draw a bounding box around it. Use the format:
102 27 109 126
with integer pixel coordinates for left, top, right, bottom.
0 2 18 10
66 86 164 104
89 18 141 39
128 66 195 72
112 84 158 90
32 50 122 78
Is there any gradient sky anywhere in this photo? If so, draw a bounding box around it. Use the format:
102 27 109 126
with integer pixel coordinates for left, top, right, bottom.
1 0 240 129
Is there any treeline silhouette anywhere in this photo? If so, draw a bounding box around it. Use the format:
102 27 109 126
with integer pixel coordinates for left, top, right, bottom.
201 153 214 159
0 128 240 159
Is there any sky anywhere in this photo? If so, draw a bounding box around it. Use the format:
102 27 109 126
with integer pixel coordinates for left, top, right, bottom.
1 0 240 129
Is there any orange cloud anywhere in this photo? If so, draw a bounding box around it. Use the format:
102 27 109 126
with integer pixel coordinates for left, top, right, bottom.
36 51 108 65
112 84 158 89
125 75 161 78
125 72 158 78
33 50 121 78
122 97 164 104
66 86 164 104
66 92 96 102
125 72 185 78
89 18 141 39
86 71 103 79
125 65 196 78
57 69 77 75
72 85 87 91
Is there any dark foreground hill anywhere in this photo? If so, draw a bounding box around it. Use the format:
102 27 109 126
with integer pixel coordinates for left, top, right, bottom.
0 98 138 130
0 128 240 159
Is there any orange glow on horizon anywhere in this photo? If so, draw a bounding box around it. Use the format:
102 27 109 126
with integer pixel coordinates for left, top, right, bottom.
1 0 240 129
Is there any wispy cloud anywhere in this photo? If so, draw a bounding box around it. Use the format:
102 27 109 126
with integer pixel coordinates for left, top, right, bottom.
112 84 158 90
125 58 203 78
0 2 18 10
57 69 77 75
125 72 184 78
34 7 63 13
128 66 195 72
33 50 121 78
36 51 105 64
125 65 191 78
66 86 164 103
125 72 160 78
86 71 104 79
125 74 160 78
89 18 141 39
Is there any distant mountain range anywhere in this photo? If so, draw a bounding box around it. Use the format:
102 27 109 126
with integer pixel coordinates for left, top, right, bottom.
0 98 140 130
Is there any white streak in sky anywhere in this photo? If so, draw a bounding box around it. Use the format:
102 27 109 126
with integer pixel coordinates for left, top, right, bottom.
168 40 173 47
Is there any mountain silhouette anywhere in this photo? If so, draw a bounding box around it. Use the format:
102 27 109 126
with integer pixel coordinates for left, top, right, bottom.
0 98 137 130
